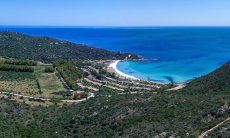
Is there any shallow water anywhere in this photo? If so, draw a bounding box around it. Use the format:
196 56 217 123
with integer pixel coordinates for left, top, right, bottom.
117 59 219 84
1 26 230 83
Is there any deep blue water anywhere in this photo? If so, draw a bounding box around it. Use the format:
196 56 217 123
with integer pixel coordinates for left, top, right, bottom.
0 26 230 83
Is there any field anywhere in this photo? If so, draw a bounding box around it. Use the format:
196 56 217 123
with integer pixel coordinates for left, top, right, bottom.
38 72 67 98
0 60 67 99
0 80 39 95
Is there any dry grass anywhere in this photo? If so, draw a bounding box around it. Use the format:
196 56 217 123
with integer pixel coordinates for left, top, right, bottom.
0 80 40 96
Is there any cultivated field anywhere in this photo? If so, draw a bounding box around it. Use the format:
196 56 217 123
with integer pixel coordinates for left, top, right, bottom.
0 61 67 99
0 80 39 95
38 72 67 98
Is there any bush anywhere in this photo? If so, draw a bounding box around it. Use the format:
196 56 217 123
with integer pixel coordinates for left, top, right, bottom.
73 92 88 100
44 66 55 73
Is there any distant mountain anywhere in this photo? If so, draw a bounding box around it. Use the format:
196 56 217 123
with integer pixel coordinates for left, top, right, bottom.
184 62 230 93
0 31 141 62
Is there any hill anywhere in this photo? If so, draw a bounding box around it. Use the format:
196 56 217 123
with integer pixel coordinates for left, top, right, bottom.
0 59 229 137
184 62 230 93
0 31 141 62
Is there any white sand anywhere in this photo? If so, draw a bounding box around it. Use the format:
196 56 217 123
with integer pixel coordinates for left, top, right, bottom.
109 60 140 80
166 84 185 91
108 60 185 87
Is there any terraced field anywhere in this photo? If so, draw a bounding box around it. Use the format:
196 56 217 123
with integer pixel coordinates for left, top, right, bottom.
0 58 68 101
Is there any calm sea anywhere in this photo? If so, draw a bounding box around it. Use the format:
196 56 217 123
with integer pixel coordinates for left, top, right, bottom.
1 26 230 83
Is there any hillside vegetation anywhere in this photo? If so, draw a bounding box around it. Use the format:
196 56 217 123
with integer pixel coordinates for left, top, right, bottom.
0 60 229 137
0 31 140 63
184 62 230 93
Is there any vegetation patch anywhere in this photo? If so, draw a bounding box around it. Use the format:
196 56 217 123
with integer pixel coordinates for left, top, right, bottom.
0 64 34 72
44 66 55 73
0 71 36 81
38 72 67 98
3 58 37 66
54 61 85 90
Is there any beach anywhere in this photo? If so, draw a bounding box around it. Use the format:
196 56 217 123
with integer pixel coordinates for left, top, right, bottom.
108 60 184 88
108 60 140 80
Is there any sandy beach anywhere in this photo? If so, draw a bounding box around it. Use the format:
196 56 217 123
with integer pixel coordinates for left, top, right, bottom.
108 60 140 80
108 60 185 90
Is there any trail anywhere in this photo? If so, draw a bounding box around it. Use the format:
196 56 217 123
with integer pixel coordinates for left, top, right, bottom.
199 117 230 138
0 91 94 103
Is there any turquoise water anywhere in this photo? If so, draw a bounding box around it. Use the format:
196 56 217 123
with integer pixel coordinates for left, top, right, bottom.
0 26 230 83
117 59 219 84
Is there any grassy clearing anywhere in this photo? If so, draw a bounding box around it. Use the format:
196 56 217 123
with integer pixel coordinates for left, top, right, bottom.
38 72 67 98
34 65 47 74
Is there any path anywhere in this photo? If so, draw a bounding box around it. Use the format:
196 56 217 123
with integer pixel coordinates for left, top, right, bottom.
0 91 95 103
84 77 157 91
199 117 230 138
118 92 157 95
0 92 51 101
62 92 95 103
77 82 99 91
84 78 124 91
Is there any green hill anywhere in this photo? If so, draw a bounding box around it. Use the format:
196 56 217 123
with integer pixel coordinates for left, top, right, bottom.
0 31 141 62
184 62 230 93
0 60 229 137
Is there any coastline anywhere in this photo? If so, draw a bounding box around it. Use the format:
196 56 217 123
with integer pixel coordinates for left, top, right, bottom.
108 60 185 87
108 60 140 80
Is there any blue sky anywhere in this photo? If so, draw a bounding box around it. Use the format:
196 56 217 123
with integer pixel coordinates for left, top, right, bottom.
1 0 230 26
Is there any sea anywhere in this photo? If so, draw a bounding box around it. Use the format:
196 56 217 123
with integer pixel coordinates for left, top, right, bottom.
1 26 230 83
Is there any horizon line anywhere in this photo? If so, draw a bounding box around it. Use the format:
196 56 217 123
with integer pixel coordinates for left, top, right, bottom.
1 25 230 28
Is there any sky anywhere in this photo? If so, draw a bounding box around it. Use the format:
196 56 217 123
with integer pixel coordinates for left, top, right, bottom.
1 0 230 26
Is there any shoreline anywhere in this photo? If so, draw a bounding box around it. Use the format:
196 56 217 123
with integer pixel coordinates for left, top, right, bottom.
108 60 140 80
108 60 185 86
